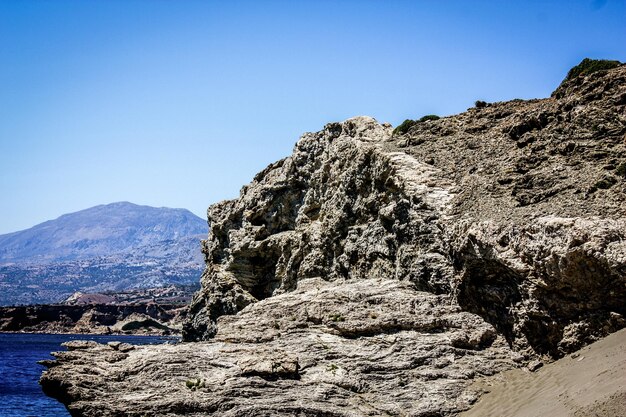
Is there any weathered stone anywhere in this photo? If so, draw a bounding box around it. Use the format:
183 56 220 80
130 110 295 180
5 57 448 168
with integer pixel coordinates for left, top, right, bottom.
237 352 299 380
107 341 121 350
40 63 626 416
527 360 543 372
116 343 135 352
61 340 99 351
41 279 516 416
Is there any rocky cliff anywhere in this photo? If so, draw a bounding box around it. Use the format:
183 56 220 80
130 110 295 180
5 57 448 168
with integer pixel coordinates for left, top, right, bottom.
41 61 626 416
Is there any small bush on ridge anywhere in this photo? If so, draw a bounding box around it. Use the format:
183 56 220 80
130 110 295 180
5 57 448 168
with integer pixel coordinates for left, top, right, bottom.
417 114 440 123
565 58 622 82
393 119 417 136
393 115 440 135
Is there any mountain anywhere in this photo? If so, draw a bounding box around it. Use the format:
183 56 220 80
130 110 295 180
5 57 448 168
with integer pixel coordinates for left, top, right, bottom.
0 202 208 305
0 201 206 264
41 60 626 416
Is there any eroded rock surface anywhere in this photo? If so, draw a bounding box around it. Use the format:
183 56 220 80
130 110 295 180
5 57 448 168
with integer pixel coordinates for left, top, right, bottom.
41 62 626 416
183 116 457 341
42 279 518 417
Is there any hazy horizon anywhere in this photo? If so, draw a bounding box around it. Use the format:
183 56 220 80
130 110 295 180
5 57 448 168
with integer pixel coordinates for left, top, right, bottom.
1 0 625 234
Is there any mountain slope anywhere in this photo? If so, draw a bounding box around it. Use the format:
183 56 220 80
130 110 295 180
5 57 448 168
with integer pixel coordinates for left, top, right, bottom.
0 202 208 305
0 202 207 264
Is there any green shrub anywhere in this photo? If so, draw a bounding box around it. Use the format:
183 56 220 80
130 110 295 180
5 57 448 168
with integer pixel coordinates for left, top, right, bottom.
329 313 345 322
615 162 626 178
185 378 205 390
594 176 618 190
475 100 488 108
565 58 622 82
393 119 417 135
326 364 338 374
392 115 440 135
417 114 440 123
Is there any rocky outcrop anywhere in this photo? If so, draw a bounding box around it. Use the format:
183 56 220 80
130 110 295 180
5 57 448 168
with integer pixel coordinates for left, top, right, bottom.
41 278 520 417
183 117 457 341
184 63 626 355
0 303 185 335
1 285 198 334
453 217 626 356
41 61 626 416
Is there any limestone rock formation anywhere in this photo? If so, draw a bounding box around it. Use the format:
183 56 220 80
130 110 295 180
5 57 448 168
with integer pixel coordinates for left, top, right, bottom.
183 117 457 341
41 61 626 416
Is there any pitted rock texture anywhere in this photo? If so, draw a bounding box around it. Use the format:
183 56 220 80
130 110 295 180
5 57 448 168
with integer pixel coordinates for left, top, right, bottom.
453 217 626 356
184 116 456 341
41 63 626 416
185 64 626 352
42 279 517 417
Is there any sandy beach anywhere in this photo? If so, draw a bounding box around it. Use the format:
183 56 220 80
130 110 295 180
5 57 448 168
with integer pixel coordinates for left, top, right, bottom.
461 329 626 417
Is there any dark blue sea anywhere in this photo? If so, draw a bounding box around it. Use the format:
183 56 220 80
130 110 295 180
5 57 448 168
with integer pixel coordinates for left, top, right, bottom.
0 333 176 417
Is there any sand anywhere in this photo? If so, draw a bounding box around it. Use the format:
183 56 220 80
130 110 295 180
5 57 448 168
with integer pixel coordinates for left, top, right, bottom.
461 328 626 417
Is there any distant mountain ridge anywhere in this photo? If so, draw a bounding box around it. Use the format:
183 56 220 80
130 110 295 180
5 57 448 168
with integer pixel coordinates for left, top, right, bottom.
0 202 207 264
0 202 208 305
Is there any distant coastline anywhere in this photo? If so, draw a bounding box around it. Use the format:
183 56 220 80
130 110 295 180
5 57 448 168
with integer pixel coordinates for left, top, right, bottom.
0 300 188 336
0 202 207 306
0 284 197 335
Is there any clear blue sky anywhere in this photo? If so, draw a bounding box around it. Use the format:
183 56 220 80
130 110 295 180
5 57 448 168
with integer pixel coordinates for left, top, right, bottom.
1 0 625 234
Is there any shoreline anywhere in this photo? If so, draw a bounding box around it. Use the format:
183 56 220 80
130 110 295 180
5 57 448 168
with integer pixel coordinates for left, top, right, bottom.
0 302 185 336
0 330 181 338
461 328 626 417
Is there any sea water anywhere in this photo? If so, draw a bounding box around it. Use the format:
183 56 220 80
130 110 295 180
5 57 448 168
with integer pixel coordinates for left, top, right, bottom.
0 333 175 417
